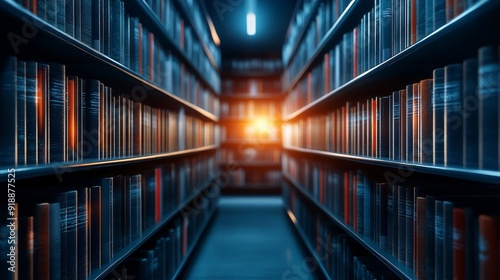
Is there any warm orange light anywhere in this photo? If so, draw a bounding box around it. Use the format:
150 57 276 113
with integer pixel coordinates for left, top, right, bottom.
253 117 270 132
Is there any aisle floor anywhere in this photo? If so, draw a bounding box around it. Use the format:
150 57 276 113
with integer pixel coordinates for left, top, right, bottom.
182 196 320 280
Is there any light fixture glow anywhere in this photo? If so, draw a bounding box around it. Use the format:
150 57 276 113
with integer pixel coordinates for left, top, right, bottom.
246 12 256 36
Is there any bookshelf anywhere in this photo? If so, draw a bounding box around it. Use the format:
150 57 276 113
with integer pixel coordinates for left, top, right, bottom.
0 0 220 279
282 0 500 279
219 68 283 193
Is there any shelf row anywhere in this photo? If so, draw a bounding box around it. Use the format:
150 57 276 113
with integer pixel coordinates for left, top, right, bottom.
0 1 220 122
283 0 500 120
5 0 220 94
0 153 220 280
0 54 221 169
284 184 406 280
282 151 500 279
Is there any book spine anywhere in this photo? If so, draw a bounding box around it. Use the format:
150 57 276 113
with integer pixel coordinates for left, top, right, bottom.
0 56 17 167
443 201 454 280
462 58 479 169
478 46 499 170
435 200 444 280
416 197 427 280
48 63 66 163
444 63 464 167
433 68 446 165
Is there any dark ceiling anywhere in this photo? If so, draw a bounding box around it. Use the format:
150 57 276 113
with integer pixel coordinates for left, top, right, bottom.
203 0 297 60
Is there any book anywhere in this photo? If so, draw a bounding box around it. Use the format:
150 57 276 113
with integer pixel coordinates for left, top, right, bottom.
478 45 499 170
0 56 17 167
433 68 446 166
444 63 463 167
462 58 479 169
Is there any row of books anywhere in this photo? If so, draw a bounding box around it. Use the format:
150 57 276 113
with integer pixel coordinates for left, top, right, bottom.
226 169 282 187
143 0 221 67
282 0 352 66
12 0 221 95
283 44 500 171
221 78 282 95
282 153 500 280
223 58 283 73
118 195 217 280
220 148 281 165
220 100 280 119
0 154 217 280
283 0 482 91
221 123 280 143
283 186 399 279
0 56 218 167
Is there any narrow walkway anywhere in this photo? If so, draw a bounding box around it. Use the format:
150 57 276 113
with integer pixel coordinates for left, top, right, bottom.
182 196 320 280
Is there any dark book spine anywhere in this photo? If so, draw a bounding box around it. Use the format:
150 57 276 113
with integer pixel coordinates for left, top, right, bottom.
17 61 26 166
462 58 479 169
379 183 388 250
420 79 433 163
452 208 466 280
381 0 393 61
444 63 464 167
0 56 17 167
48 63 66 163
356 171 365 235
478 46 499 170
65 191 78 280
425 0 434 35
76 188 88 280
74 0 82 41
85 80 100 160
363 176 372 239
426 195 436 279
392 91 401 160
416 197 427 279
38 64 50 165
90 186 102 271
19 216 34 280
49 203 61 280
443 201 454 280
112 176 123 252
55 0 65 31
406 85 414 161
400 89 407 162
45 0 56 26
35 203 50 279
433 68 446 165
434 0 446 29
100 178 113 264
478 215 500 279
91 0 101 51
413 83 420 162
81 0 92 46
378 96 390 158
387 183 395 256
25 61 38 165
416 0 426 41
406 186 414 269
398 185 406 264
65 0 74 37
435 200 444 279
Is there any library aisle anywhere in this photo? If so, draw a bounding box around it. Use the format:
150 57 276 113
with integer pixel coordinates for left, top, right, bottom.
182 196 320 280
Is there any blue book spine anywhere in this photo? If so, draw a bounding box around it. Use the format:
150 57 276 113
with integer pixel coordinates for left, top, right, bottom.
433 68 446 165
0 56 17 167
48 63 66 163
444 64 464 167
463 58 479 168
478 46 499 170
